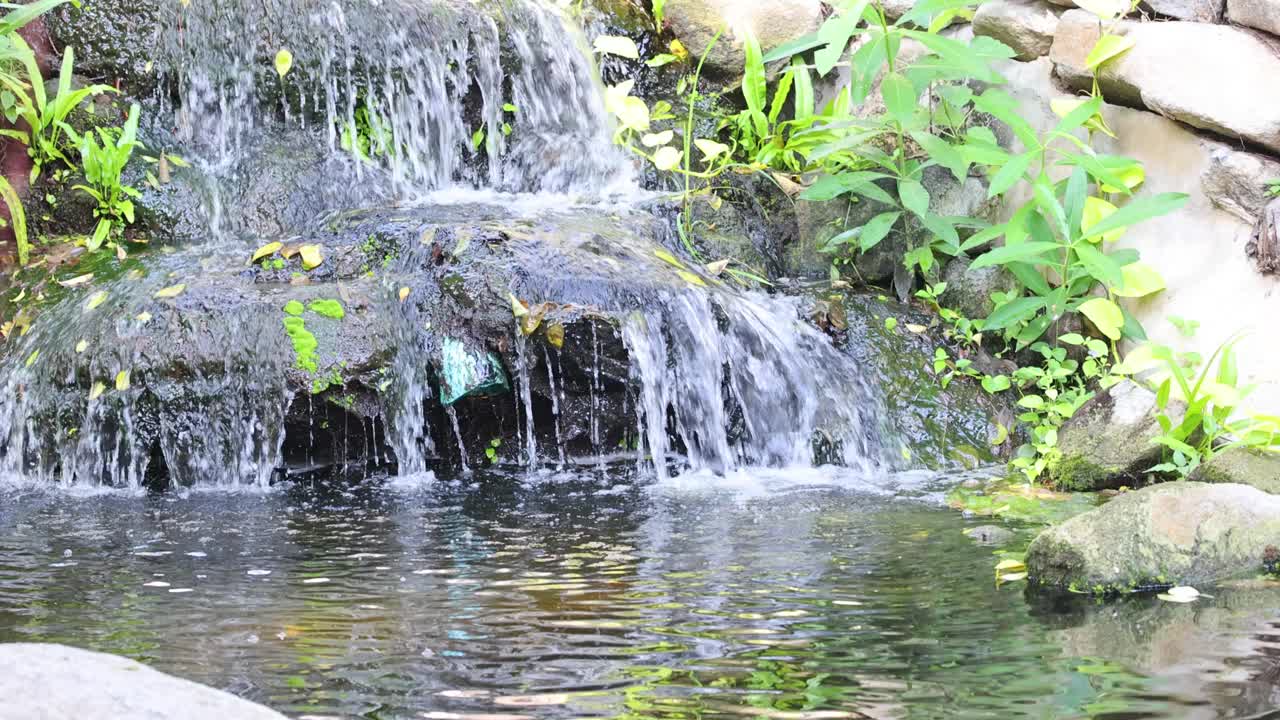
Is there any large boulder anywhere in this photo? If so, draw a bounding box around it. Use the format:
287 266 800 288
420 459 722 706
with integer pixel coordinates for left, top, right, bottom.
939 256 1018 319
0 643 287 720
972 0 1062 61
1193 448 1280 495
663 0 824 77
1050 12 1280 154
1228 0 1280 36
46 0 162 94
1050 381 1168 492
1027 482 1280 591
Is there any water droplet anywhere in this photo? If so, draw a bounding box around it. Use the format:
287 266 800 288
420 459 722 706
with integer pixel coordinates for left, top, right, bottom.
168 588 194 594
247 569 271 576
302 578 330 584
144 581 171 588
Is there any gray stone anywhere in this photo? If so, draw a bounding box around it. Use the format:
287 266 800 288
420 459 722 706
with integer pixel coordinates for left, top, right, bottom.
1051 381 1171 491
0 643 288 720
792 190 901 282
939 257 1018 319
46 0 162 94
965 524 1017 545
1194 448 1280 495
973 0 1063 61
1050 11 1280 154
1145 0 1225 20
1228 0 1280 36
1026 482 1280 590
1201 145 1280 224
663 0 825 77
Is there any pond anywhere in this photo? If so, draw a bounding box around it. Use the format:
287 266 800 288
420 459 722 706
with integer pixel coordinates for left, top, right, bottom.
1 468 1277 719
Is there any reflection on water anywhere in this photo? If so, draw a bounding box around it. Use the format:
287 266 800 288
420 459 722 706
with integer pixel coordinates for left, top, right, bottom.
0 469 1278 719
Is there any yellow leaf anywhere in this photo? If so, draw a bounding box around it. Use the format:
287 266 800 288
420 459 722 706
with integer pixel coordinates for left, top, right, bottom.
25 349 38 367
88 381 106 401
58 273 94 288
115 370 131 391
641 130 674 148
616 96 650 132
136 312 153 323
694 138 729 162
652 146 681 171
653 249 687 270
706 259 730 276
509 293 529 318
115 244 128 261
154 283 185 299
669 39 689 61
398 287 410 303
280 244 302 259
545 322 565 349
299 244 324 270
75 340 89 353
1079 297 1124 340
995 559 1026 572
677 270 707 287
251 241 283 263
1114 262 1165 298
593 35 639 60
274 48 294 79
1082 197 1123 243
84 291 108 311
905 323 927 333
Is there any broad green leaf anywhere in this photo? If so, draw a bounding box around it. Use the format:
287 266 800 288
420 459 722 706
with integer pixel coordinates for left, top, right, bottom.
1114 262 1165 298
274 49 294 79
1079 297 1124 340
970 241 1060 270
987 150 1036 198
898 178 930 219
814 0 870 76
1074 242 1123 289
859 211 901 251
741 29 768 136
911 131 969 181
593 35 640 60
1079 193 1189 241
881 72 917 126
791 58 814 122
1085 34 1134 70
984 296 1046 331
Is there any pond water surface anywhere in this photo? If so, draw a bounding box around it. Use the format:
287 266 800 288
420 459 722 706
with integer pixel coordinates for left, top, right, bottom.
0 468 1278 719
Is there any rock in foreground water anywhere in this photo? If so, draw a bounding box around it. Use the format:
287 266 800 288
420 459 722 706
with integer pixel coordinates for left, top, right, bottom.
0 643 287 720
1026 482 1280 592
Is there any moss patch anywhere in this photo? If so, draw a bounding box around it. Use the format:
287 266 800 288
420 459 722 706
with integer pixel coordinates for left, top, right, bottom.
282 316 318 372
308 298 345 320
283 300 305 316
1050 454 1119 492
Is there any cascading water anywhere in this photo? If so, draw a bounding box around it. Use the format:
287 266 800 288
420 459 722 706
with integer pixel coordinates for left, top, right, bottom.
0 0 896 489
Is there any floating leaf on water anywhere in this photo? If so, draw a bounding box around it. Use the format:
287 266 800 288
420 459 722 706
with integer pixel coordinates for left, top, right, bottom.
115 370 131 391
88 382 106 401
509 293 529 318
706 259 731 276
399 287 411 303
999 572 1028 582
154 283 185 299
274 48 294 79
58 273 94 288
75 340 89 353
593 35 640 60
1158 585 1202 603
994 559 1026 572
84 291 108 311
251 241 283 264
545 322 565 349
299 244 324 270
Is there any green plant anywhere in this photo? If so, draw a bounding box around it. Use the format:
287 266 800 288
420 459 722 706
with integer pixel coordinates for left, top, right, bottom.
1267 178 1280 198
0 42 115 182
0 0 78 265
69 103 143 250
340 101 394 162
1124 332 1280 478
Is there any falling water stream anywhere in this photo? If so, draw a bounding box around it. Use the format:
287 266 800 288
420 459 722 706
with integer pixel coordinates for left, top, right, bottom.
1 2 1278 718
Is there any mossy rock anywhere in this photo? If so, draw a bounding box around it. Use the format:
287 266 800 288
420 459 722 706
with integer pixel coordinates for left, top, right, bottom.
1027 482 1280 591
1192 448 1280 495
